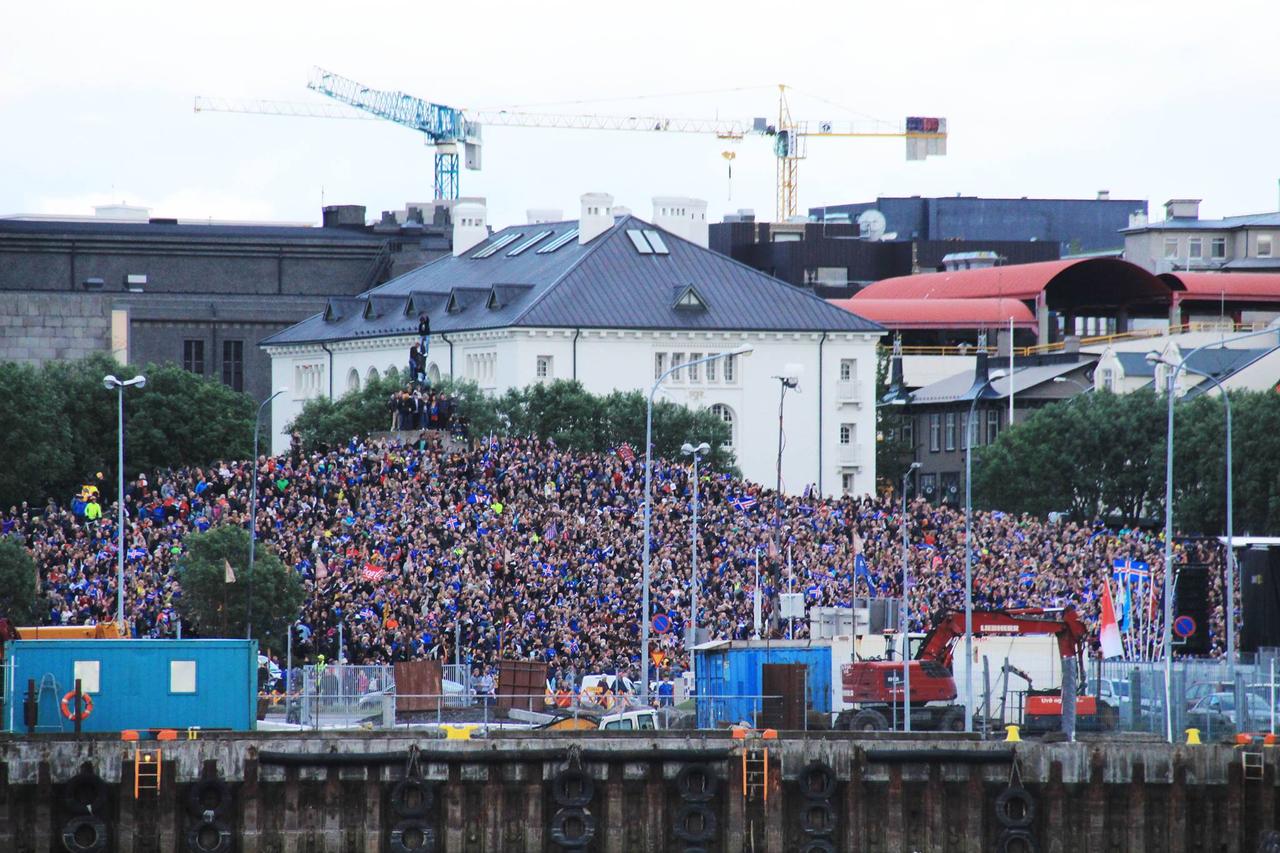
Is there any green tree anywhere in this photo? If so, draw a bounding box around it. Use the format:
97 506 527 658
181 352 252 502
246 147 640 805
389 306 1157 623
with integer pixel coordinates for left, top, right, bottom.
176 525 303 652
0 537 41 624
0 362 72 510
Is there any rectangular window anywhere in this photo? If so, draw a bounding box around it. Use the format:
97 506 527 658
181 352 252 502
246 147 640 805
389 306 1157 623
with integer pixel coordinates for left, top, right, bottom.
901 419 914 449
170 660 197 693
1101 368 1115 391
73 660 100 693
1259 235 1274 258
706 358 717 382
944 412 956 451
1188 237 1203 259
840 358 857 381
839 423 854 445
183 339 204 374
723 354 736 383
654 352 666 380
1163 237 1179 259
920 473 936 499
841 473 856 495
670 352 685 381
986 409 999 444
1211 237 1227 259
536 355 553 380
688 353 701 382
221 340 244 392
929 414 941 452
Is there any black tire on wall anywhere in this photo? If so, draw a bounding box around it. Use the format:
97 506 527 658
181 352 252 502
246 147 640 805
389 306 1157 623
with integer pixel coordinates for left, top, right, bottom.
184 817 234 853
994 786 1036 829
672 802 718 844
62 771 109 817
994 827 1038 853
60 815 109 853
798 761 836 800
675 763 718 802
387 817 438 853
185 778 233 820
551 767 595 808
548 807 596 850
800 799 837 836
799 840 838 853
388 778 435 819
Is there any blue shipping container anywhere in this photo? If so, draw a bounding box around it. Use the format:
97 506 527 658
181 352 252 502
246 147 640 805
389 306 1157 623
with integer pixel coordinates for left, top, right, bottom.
4 639 257 733
694 640 831 729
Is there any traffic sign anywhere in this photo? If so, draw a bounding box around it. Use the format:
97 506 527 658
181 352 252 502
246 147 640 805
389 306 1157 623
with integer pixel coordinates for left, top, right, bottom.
1174 615 1196 639
651 613 672 634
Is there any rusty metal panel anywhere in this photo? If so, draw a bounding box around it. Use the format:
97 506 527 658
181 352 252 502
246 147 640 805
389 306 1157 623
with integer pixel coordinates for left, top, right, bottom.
496 660 548 712
394 659 442 713
760 663 807 730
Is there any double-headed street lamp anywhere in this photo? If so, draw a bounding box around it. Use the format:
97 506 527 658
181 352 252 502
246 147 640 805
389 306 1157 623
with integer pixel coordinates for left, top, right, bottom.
641 344 753 704
899 461 921 732
681 441 711 678
1146 325 1278 742
103 374 146 629
962 367 1005 732
247 388 288 640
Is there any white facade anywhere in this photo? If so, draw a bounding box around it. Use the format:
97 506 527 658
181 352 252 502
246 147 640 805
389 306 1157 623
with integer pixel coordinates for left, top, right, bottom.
267 327 882 497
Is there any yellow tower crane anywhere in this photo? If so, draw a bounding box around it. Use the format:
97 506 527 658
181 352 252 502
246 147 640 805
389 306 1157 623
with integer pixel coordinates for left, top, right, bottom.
195 70 947 222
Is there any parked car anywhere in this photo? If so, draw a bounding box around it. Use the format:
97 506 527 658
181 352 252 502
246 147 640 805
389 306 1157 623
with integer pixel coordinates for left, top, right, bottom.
1185 692 1272 734
1184 681 1233 711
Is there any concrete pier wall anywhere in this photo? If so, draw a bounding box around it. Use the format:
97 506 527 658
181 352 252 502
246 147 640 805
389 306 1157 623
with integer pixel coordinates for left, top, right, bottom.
1 732 1276 852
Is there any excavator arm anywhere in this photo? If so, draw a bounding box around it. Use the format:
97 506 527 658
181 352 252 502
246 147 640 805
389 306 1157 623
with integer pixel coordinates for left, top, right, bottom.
915 607 1088 670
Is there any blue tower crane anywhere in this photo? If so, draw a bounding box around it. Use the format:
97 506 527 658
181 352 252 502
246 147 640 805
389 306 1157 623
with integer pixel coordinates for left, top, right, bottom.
307 67 480 200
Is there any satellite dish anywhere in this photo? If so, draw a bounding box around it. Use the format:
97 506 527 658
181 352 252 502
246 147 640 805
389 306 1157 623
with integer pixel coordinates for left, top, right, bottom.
857 209 887 241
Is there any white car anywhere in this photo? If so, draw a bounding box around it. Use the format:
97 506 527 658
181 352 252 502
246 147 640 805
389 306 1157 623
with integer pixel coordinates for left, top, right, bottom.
1187 692 1271 730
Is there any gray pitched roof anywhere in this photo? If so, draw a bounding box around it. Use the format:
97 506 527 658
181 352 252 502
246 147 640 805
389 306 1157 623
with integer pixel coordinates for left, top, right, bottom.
1123 211 1280 233
261 215 883 346
908 359 1095 405
1115 351 1156 377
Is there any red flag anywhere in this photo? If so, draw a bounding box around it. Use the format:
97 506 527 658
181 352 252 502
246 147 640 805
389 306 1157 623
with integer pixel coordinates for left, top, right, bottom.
617 443 636 463
1099 579 1124 659
362 564 386 582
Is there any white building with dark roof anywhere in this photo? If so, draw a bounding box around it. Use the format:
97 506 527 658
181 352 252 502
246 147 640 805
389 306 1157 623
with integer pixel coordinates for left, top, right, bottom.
262 193 885 496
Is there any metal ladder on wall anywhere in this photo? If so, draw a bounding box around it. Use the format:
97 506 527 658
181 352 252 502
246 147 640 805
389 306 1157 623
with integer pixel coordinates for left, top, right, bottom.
134 748 162 798
736 727 775 852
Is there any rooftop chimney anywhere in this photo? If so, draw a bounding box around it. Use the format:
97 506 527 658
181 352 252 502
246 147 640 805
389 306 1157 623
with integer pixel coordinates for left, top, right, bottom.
322 204 367 229
579 192 614 244
1128 210 1149 229
651 196 709 247
527 208 563 225
451 200 488 256
1164 198 1201 220
1097 190 1110 201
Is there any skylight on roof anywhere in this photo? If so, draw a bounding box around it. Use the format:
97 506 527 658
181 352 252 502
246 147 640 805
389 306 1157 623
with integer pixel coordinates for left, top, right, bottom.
643 230 670 254
507 230 553 256
627 230 653 254
472 232 521 258
536 229 578 254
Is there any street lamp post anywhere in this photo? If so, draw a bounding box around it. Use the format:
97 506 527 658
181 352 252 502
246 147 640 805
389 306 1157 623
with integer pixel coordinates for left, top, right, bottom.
103 374 146 630
1052 376 1093 395
247 388 288 640
900 461 921 732
1145 324 1277 741
963 368 1005 732
642 345 752 705
681 441 711 678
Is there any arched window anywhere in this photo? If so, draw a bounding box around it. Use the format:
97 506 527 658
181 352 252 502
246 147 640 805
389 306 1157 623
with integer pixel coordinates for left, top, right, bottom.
428 362 441 385
385 365 399 383
367 366 380 385
347 368 361 394
709 403 735 447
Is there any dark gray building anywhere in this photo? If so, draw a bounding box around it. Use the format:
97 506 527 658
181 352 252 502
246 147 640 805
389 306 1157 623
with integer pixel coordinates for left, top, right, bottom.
0 204 451 401
811 193 1148 256
709 216 1059 297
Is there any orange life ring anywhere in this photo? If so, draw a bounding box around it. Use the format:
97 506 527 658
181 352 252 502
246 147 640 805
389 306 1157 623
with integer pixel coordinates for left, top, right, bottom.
61 691 93 721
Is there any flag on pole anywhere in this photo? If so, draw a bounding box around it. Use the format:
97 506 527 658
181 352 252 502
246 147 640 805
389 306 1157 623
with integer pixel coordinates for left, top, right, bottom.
224 559 236 584
728 496 757 511
616 443 636 463
753 549 762 637
1099 578 1124 659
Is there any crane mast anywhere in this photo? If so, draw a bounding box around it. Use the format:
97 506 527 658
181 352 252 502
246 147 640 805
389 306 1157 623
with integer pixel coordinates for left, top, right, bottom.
195 69 947 218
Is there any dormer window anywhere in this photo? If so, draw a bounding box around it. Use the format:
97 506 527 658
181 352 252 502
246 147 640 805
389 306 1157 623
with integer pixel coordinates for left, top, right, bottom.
672 284 708 311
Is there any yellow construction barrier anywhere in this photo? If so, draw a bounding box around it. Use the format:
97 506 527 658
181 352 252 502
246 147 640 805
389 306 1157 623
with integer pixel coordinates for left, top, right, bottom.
1005 725 1021 743
442 724 478 741
1186 728 1202 745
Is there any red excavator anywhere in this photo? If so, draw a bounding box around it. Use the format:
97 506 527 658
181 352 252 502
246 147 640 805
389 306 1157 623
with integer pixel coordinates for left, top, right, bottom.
835 606 1115 733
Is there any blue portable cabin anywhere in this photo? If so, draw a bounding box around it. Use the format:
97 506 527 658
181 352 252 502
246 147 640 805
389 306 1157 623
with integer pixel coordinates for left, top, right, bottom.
694 639 831 729
4 639 258 734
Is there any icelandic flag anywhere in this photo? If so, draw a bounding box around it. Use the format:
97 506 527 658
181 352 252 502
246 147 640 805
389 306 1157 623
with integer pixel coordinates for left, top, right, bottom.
1099 578 1124 659
854 553 870 582
1113 558 1150 582
729 496 757 511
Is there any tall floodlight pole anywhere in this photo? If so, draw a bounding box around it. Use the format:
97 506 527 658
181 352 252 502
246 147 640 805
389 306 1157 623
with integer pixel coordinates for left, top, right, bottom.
642 345 752 705
103 374 146 629
248 388 287 639
682 441 711 679
900 461 921 732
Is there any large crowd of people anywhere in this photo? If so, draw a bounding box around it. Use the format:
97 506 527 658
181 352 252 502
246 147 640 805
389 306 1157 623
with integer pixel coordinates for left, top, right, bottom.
1 434 1229 692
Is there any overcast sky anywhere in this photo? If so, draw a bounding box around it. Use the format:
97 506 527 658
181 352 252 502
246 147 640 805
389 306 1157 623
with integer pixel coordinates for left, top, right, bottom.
3 0 1277 229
